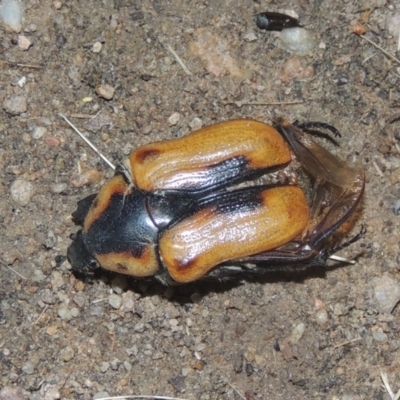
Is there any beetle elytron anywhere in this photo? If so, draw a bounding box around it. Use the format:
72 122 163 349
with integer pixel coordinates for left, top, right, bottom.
66 118 365 285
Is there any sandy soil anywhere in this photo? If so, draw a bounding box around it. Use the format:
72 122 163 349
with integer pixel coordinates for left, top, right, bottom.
1 1 400 399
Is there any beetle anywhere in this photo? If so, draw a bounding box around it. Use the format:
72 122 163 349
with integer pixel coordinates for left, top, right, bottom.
256 11 301 32
65 117 365 285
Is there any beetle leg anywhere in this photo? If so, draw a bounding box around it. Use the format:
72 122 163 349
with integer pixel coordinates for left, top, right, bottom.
294 121 342 138
324 225 367 258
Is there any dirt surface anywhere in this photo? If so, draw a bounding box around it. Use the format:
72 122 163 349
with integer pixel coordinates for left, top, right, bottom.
1 1 400 399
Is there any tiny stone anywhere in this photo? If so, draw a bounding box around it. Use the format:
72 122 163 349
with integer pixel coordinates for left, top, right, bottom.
373 274 400 313
25 23 37 32
168 112 181 126
372 330 388 342
290 322 305 343
96 83 115 100
109 293 122 310
18 35 32 51
53 1 62 9
142 125 152 135
233 352 243 373
0 386 27 400
243 32 257 42
189 117 203 131
22 361 35 374
169 318 179 327
94 392 110 400
315 309 328 325
70 307 79 317
32 126 47 139
51 183 67 194
73 292 86 308
124 361 132 372
59 346 75 362
393 199 400 215
40 289 55 305
100 362 109 372
111 275 127 294
92 41 102 53
58 305 72 320
3 95 27 115
10 179 34 206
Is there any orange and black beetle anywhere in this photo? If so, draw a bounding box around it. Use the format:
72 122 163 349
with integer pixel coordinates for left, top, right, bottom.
67 119 365 285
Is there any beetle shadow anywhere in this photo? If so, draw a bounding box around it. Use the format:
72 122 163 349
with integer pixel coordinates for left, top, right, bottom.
70 257 362 305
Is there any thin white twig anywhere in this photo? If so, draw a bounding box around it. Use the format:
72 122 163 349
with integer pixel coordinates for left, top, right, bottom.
59 113 116 171
0 260 27 280
34 305 48 325
166 44 192 75
227 382 246 400
359 35 400 66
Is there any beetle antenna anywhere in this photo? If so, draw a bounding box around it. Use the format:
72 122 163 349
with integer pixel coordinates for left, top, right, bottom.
59 113 116 171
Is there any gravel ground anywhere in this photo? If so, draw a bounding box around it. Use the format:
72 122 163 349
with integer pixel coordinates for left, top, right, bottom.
1 1 400 399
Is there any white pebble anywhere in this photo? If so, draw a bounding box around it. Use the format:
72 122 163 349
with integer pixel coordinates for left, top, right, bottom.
168 112 181 126
0 0 24 32
18 35 31 50
95 83 115 100
10 179 34 206
58 305 72 320
32 126 47 139
373 274 400 313
108 293 122 309
290 322 305 343
315 309 328 325
280 28 315 55
17 76 26 87
189 117 203 131
243 32 257 42
22 361 34 374
92 41 102 53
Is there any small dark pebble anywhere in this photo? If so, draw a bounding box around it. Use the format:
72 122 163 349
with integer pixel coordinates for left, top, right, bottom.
168 376 186 393
233 352 243 373
393 200 400 215
256 11 300 31
131 11 144 21
273 341 280 351
245 363 254 376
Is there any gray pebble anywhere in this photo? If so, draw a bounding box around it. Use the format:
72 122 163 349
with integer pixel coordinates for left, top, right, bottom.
315 309 328 325
189 117 203 130
3 95 27 115
73 292 86 308
70 307 79 317
124 361 132 372
59 346 75 362
51 183 67 194
33 269 45 282
0 386 28 400
40 289 55 305
22 361 35 374
108 293 122 309
372 331 388 342
373 274 400 313
58 305 72 320
10 179 34 206
393 199 400 215
32 126 47 139
100 361 109 372
93 392 110 399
